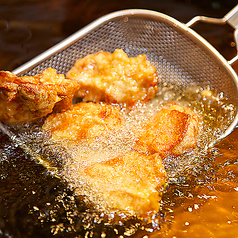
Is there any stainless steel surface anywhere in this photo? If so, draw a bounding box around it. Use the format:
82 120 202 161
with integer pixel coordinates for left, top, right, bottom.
12 9 238 141
186 4 238 63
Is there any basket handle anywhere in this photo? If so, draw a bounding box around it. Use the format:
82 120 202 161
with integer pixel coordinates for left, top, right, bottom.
186 4 238 65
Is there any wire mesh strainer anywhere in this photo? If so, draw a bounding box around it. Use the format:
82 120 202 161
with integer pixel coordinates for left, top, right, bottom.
10 6 238 141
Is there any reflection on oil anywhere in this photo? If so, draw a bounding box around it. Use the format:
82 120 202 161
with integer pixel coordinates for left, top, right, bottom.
158 132 238 237
1 101 238 237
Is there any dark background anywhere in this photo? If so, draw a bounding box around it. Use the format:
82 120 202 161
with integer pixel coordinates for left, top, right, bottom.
0 0 238 72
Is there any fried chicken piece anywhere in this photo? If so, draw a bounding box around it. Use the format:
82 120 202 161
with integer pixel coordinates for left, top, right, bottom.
42 102 123 143
134 102 199 156
75 151 166 217
0 68 79 124
66 49 158 108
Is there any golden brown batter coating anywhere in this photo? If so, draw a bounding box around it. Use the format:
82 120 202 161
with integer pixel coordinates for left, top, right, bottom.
42 102 123 143
66 49 158 108
0 68 79 124
0 47 201 219
43 101 199 217
134 102 199 156
78 151 166 217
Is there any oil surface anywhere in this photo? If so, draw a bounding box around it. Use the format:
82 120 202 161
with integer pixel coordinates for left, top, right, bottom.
1 84 238 237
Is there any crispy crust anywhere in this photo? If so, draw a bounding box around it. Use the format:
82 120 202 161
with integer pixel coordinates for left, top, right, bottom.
0 68 79 124
134 102 199 156
42 102 123 143
75 151 166 217
66 49 158 108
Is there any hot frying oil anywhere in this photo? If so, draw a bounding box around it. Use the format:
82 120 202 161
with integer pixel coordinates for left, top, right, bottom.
0 83 238 237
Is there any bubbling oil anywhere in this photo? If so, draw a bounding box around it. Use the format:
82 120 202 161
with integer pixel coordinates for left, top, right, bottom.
8 80 236 193
1 81 237 237
59 81 236 191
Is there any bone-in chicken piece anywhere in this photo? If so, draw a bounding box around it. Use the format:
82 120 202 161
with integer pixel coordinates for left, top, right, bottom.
0 68 79 124
66 49 158 108
134 102 199 156
42 102 123 143
74 151 166 218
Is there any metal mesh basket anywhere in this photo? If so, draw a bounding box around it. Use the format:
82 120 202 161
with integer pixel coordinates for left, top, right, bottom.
12 9 238 140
